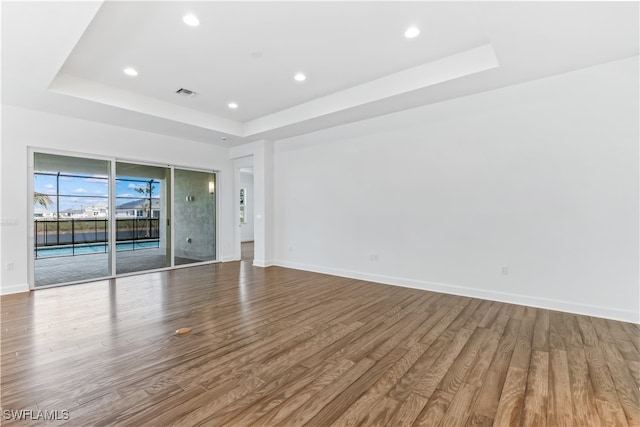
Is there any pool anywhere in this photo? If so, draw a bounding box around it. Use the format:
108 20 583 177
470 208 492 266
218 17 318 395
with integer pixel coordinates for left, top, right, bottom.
35 241 160 258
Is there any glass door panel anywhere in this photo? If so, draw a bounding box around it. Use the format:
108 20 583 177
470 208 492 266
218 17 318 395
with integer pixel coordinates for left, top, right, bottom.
174 169 216 265
115 162 170 274
34 153 110 287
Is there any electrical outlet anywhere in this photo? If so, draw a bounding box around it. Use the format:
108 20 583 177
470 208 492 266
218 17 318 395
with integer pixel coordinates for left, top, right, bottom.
6 262 15 271
500 265 508 275
288 245 293 252
369 254 379 262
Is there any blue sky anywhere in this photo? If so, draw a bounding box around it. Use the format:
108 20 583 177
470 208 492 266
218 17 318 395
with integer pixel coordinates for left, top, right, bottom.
34 174 159 212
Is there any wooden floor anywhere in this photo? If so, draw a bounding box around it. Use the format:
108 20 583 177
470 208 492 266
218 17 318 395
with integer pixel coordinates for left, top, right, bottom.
1 262 639 426
242 241 254 261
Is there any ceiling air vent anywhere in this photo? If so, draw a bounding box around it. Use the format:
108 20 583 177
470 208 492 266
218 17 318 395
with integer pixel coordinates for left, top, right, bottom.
176 88 197 97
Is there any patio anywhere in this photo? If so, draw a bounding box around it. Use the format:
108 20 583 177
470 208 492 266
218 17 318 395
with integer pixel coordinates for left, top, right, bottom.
34 249 200 287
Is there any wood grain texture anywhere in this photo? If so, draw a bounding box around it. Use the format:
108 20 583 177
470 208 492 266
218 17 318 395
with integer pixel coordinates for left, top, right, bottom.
548 349 573 427
1 262 637 426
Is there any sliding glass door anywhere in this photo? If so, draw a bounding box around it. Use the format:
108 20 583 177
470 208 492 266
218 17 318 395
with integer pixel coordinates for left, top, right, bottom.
115 162 171 275
34 153 111 287
173 169 216 265
33 153 217 288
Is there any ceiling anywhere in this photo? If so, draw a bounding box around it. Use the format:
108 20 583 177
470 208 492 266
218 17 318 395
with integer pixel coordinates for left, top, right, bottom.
2 1 638 147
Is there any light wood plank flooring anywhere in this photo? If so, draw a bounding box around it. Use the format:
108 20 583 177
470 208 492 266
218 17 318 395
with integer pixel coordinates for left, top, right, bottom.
1 262 639 426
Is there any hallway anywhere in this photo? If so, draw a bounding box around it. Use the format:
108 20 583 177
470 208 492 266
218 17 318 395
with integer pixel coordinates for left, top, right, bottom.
241 241 254 261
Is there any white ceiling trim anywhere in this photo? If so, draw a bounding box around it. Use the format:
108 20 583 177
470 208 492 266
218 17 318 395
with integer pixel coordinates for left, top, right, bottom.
48 44 499 138
244 43 499 136
49 73 243 136
3 1 636 146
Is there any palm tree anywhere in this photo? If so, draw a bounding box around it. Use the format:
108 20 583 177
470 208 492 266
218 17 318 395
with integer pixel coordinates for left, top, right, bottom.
34 192 53 209
135 181 155 237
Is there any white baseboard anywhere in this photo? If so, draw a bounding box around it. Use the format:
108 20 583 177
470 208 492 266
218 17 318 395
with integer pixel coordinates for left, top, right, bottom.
1 283 30 296
253 259 275 268
221 256 239 262
272 260 639 324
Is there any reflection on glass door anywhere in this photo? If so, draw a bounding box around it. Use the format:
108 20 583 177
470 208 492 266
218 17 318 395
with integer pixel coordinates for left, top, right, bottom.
33 153 111 287
115 162 170 275
174 169 216 265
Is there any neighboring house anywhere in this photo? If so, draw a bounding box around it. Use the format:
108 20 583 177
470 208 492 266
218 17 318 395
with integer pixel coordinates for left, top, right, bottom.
115 199 160 218
56 202 109 218
82 202 109 218
33 208 56 219
34 200 160 219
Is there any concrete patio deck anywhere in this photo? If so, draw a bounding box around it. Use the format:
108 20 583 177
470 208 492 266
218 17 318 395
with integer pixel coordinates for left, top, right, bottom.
34 249 202 287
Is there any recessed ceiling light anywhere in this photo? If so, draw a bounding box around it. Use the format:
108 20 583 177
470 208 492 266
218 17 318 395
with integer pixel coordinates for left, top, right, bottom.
294 73 306 82
183 14 200 27
123 67 138 76
404 26 420 39
228 102 238 109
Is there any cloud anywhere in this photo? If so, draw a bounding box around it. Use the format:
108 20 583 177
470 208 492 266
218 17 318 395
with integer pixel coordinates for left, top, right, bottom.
74 188 87 193
127 183 145 189
44 184 54 189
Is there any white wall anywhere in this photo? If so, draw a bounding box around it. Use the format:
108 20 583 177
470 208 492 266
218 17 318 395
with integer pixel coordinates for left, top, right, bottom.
2 57 637 323
240 170 255 242
0 105 234 294
273 56 639 323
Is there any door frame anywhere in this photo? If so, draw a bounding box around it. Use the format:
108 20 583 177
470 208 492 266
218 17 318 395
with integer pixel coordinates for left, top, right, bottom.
233 156 254 262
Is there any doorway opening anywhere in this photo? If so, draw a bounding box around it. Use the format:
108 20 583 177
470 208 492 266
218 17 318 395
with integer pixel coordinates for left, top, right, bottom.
239 167 254 261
